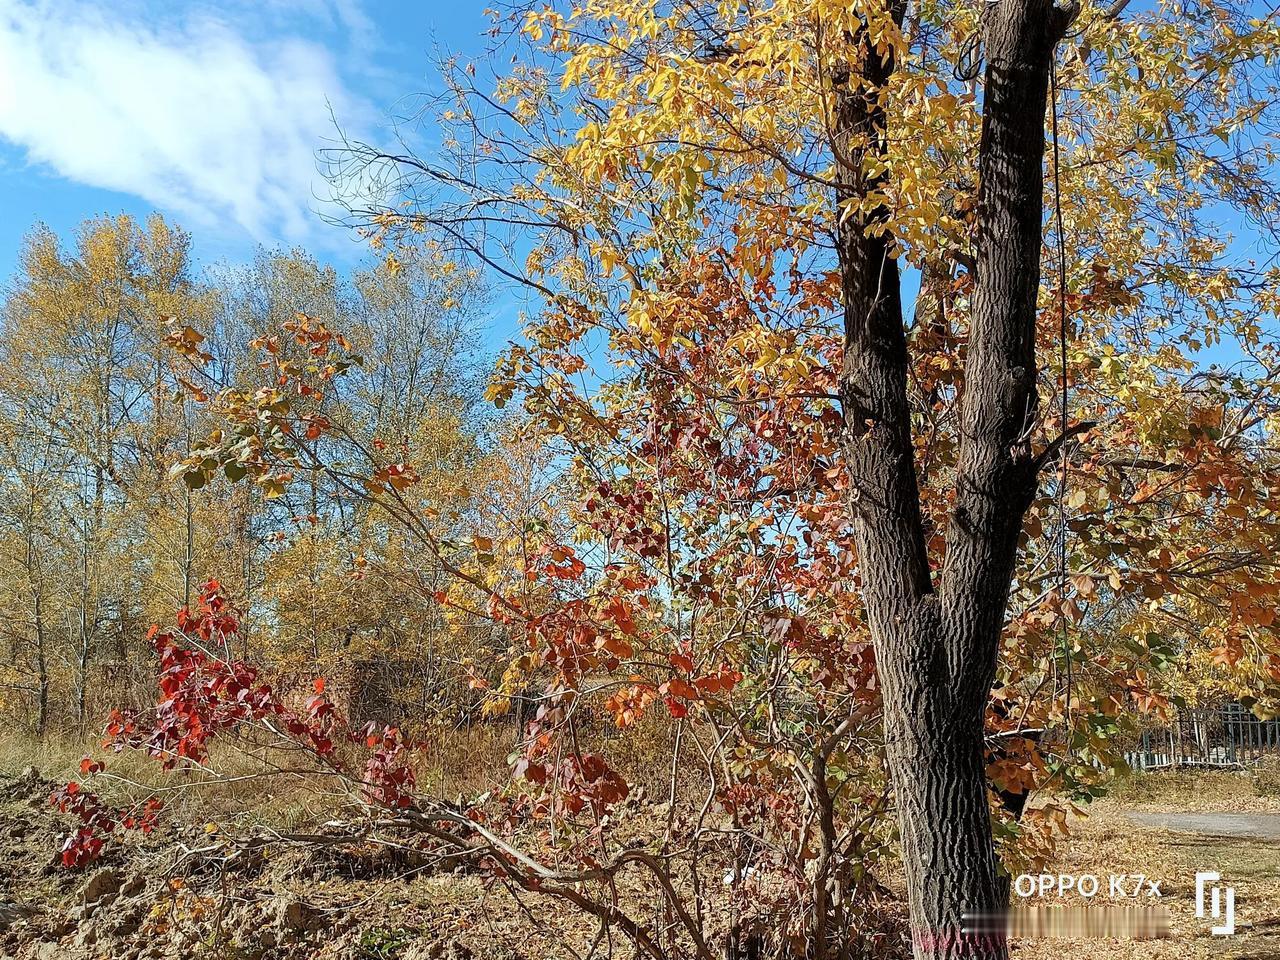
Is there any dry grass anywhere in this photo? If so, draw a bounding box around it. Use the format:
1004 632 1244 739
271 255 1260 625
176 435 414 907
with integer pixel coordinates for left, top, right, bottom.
0 728 328 829
1014 771 1280 960
0 722 519 833
1107 767 1280 813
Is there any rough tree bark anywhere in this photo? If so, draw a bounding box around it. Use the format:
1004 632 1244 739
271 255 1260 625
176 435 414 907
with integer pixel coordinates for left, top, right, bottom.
836 1 1078 957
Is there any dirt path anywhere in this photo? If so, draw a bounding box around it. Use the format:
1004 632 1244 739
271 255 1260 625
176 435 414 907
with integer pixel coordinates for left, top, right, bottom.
1123 811 1280 840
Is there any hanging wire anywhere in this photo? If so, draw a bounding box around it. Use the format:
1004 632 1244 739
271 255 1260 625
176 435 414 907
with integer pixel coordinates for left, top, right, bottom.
955 31 983 82
1049 59 1073 732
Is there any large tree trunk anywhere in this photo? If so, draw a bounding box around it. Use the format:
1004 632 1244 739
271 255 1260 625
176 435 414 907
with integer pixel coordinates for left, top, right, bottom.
835 2 1076 957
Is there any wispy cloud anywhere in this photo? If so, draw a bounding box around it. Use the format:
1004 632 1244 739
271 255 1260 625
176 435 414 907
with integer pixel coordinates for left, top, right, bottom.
0 0 369 243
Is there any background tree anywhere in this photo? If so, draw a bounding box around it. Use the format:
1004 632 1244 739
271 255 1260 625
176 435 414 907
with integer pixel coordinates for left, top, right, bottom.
0 215 214 724
0 218 503 735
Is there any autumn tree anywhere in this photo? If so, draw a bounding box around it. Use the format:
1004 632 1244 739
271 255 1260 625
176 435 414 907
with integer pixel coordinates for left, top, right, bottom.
0 415 63 732
173 245 522 714
0 220 507 733
313 1 1280 957
0 215 216 724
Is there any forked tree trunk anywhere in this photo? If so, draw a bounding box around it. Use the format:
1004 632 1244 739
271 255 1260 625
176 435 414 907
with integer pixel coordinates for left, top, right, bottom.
835 2 1077 957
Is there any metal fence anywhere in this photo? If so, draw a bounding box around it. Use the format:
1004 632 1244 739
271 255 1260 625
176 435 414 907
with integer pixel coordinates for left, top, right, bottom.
1124 703 1280 770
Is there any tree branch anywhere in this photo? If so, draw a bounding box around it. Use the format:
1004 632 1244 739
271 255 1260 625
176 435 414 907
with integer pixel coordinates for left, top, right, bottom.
835 0 933 622
1032 419 1096 474
940 0 1071 708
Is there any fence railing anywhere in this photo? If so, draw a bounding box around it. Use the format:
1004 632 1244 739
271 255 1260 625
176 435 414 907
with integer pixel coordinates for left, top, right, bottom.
1124 704 1280 770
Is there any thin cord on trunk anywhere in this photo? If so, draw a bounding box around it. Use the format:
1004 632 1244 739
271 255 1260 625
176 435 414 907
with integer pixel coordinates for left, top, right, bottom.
1050 60 1072 732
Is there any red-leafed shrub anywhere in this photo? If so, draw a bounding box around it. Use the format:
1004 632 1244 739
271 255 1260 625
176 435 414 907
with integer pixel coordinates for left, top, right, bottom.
59 581 422 867
48 775 162 868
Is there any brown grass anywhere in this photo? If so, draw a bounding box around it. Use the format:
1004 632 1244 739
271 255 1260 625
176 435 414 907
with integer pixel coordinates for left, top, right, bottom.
1014 771 1280 960
1107 767 1280 813
0 721 518 832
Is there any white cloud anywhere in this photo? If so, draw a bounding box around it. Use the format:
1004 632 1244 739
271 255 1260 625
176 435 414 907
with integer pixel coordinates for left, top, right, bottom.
0 0 369 243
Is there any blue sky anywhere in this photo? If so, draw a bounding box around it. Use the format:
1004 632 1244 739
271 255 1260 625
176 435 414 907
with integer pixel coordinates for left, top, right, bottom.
0 0 494 280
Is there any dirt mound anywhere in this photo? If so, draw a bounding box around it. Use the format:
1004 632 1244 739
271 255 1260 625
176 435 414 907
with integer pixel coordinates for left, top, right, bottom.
0 770 517 960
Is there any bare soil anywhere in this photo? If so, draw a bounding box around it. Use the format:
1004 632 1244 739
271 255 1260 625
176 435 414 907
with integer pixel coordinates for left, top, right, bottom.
0 767 549 960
